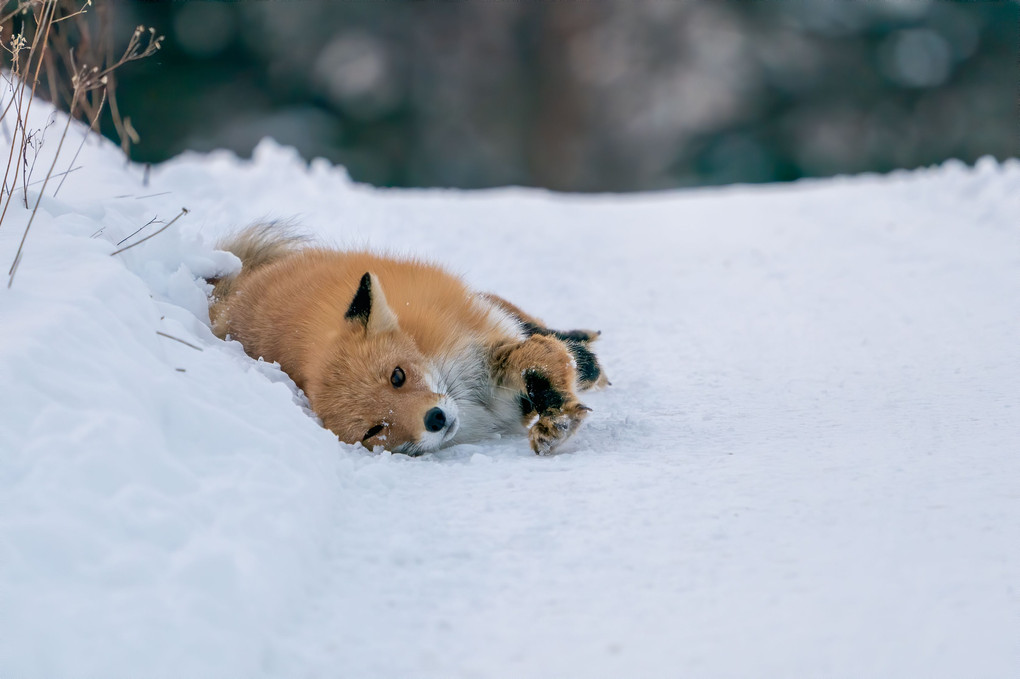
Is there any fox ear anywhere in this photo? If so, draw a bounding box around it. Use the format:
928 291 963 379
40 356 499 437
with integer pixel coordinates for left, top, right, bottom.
345 272 400 335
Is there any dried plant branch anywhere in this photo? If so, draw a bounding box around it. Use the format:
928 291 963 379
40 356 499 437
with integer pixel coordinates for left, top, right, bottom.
0 0 58 232
8 83 79 287
53 83 101 196
156 330 204 352
1 0 165 285
22 162 78 186
109 207 189 256
115 213 157 246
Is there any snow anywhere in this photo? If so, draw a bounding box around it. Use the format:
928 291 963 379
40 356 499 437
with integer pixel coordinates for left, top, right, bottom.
2 100 1019 678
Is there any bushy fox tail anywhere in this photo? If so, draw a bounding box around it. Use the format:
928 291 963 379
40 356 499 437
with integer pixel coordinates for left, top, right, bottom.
210 222 308 302
209 223 308 337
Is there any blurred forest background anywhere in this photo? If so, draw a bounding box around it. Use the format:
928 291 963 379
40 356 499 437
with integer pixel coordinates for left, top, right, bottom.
98 1 1016 191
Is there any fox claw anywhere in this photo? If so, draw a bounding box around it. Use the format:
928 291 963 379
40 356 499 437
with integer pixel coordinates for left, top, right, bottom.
529 401 591 455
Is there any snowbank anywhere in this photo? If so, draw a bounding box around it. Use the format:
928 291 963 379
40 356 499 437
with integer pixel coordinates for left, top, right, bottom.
1 100 1018 678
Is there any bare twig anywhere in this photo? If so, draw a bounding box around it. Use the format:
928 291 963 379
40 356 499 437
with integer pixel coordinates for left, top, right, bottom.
156 330 203 352
0 80 21 129
21 114 55 205
2 0 58 213
53 85 102 196
115 214 158 245
0 38 33 222
109 207 188 256
23 162 78 186
8 83 80 287
0 0 164 278
0 0 58 231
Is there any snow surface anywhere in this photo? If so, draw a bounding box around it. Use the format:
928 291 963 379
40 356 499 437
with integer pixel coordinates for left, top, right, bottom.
1 101 1019 679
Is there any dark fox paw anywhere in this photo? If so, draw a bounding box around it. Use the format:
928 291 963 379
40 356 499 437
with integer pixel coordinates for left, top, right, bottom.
529 401 591 455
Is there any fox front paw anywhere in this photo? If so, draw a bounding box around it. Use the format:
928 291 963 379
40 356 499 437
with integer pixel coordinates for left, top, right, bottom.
529 401 591 455
518 368 591 454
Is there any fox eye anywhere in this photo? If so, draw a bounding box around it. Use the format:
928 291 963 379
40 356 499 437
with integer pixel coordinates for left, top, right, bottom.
363 424 384 441
391 367 405 388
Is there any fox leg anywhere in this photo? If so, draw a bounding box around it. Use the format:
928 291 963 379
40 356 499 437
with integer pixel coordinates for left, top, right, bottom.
489 334 593 455
481 293 609 390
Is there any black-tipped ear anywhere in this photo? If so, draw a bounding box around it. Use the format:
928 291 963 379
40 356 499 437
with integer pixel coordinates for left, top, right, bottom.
344 272 400 335
345 272 373 325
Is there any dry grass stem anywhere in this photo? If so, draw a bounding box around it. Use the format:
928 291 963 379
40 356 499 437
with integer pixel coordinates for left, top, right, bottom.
8 83 79 287
1 0 59 244
53 83 101 196
1 0 164 286
109 207 189 256
115 213 157 245
156 330 204 352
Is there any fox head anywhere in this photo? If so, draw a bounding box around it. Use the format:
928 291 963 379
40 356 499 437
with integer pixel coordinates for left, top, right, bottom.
308 272 458 455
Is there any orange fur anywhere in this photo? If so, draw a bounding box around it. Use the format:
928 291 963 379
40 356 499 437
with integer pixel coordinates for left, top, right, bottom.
210 226 608 455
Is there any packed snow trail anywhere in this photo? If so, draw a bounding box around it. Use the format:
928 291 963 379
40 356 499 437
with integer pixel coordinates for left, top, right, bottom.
1 103 1018 678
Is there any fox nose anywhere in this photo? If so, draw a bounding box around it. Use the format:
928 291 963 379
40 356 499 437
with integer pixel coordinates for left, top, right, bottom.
424 407 447 432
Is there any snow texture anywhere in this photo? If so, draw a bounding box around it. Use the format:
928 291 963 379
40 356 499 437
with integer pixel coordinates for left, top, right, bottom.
1 101 1018 678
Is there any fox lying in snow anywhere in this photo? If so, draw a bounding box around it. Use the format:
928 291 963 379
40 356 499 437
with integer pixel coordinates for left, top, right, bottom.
209 226 608 455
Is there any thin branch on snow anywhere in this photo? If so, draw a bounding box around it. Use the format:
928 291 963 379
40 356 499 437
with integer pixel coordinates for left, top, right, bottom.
23 164 81 187
116 214 159 245
8 80 81 288
54 88 106 197
109 206 188 256
156 331 203 352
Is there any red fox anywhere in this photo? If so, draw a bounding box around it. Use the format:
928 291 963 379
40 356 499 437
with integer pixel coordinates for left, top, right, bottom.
209 225 608 455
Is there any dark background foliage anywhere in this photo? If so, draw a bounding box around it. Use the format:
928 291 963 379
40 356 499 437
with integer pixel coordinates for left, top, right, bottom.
107 0 1016 192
